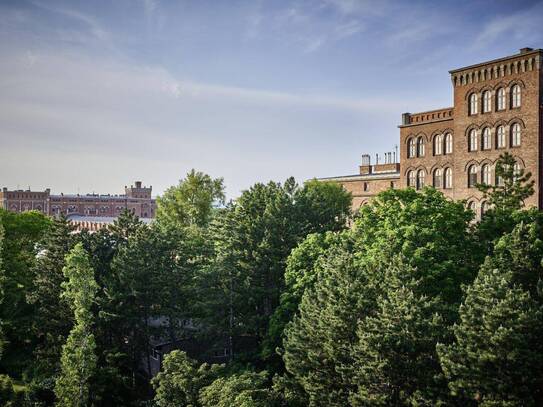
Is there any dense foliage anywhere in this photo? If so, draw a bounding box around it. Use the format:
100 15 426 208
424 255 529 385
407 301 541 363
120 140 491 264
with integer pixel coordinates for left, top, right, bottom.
1 157 542 406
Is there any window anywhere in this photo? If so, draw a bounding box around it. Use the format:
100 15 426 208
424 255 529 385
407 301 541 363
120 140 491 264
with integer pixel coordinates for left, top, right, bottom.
468 201 477 213
482 128 491 150
469 93 478 115
496 172 504 186
444 168 452 189
434 134 443 155
496 87 506 110
433 168 443 188
482 90 491 113
496 125 506 148
417 169 425 190
468 129 478 151
468 165 478 188
444 133 453 154
417 136 425 157
363 182 369 192
481 201 490 217
408 138 416 158
513 163 521 181
511 123 521 146
511 85 521 108
481 164 491 185
408 170 416 188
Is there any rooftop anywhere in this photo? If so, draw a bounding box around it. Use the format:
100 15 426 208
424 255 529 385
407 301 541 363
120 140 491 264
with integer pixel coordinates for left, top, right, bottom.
449 47 542 74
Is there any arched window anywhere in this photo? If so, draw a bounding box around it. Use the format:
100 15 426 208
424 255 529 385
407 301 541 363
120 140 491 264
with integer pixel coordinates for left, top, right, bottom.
467 201 477 213
408 138 416 158
417 169 425 190
468 165 478 188
496 87 506 110
482 90 491 113
511 123 521 146
444 167 452 189
417 136 425 157
513 163 521 181
468 129 478 152
407 170 416 188
433 168 443 188
434 134 443 155
481 164 491 185
496 171 504 186
481 201 490 217
511 85 521 108
482 128 491 150
444 133 453 154
496 125 506 148
469 93 478 115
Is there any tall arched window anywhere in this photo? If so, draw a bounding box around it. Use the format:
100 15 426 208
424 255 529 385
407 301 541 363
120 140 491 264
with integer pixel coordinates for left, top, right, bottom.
496 125 506 148
496 171 504 186
468 129 478 152
468 165 478 188
444 168 452 189
482 90 491 113
511 123 521 146
444 133 453 154
513 163 521 181
408 138 416 158
481 164 491 185
482 128 491 150
511 85 521 108
433 168 443 188
481 201 490 217
408 170 416 188
417 136 425 157
496 87 506 110
468 201 477 213
417 169 425 190
469 93 478 115
434 134 443 155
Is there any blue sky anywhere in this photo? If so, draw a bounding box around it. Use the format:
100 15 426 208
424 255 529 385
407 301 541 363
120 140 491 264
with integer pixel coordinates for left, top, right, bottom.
1 0 542 197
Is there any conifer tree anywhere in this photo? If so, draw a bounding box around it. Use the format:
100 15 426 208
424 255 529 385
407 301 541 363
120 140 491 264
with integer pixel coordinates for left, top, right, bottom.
438 222 543 406
27 215 75 381
55 243 98 407
350 257 451 406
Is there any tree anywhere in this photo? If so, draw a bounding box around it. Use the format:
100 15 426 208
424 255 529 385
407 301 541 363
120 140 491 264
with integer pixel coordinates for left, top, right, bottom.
199 370 278 407
438 222 543 406
55 243 98 407
476 152 534 212
157 169 225 228
152 350 223 407
350 257 451 406
26 215 76 384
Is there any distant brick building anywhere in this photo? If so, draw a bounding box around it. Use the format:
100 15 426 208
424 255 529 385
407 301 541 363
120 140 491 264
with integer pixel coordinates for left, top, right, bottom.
323 48 543 217
0 181 156 219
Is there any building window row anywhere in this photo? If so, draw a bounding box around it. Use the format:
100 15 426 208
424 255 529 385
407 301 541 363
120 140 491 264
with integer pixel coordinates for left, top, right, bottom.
407 136 426 158
467 123 521 152
432 167 453 189
467 200 491 219
468 84 521 115
432 133 453 156
467 162 521 188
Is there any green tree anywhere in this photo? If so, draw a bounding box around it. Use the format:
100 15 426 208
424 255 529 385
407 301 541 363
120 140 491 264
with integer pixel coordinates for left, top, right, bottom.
0 209 50 376
26 215 76 384
152 350 223 407
199 370 278 407
55 243 99 407
157 169 225 228
350 257 451 406
438 222 543 406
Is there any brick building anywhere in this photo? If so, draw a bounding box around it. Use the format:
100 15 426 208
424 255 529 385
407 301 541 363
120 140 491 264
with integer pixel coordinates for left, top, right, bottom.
0 181 156 219
322 48 543 216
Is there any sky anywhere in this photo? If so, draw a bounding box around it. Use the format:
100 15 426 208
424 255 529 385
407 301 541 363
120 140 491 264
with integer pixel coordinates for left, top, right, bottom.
1 0 542 198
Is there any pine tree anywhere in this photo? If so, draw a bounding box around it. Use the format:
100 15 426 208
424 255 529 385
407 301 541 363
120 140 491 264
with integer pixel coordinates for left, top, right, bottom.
27 215 75 381
55 243 98 407
438 222 543 406
350 257 451 406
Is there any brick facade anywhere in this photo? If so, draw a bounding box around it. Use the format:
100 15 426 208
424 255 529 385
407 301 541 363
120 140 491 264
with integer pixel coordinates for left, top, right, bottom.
323 48 543 216
0 181 156 219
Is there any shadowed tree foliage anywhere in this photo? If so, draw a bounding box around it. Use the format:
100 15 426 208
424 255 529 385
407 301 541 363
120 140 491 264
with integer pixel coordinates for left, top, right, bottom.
438 222 543 406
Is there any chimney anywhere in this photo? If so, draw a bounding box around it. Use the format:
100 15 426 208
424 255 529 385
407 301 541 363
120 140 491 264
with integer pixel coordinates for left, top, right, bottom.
401 112 411 125
135 181 142 188
520 47 533 54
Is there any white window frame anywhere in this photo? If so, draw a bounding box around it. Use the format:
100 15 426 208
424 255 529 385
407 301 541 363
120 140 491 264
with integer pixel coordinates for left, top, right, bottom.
497 88 506 110
496 126 506 148
511 85 521 108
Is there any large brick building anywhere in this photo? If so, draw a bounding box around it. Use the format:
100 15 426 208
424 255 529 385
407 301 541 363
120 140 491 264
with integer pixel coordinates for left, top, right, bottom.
322 48 543 216
0 181 156 219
